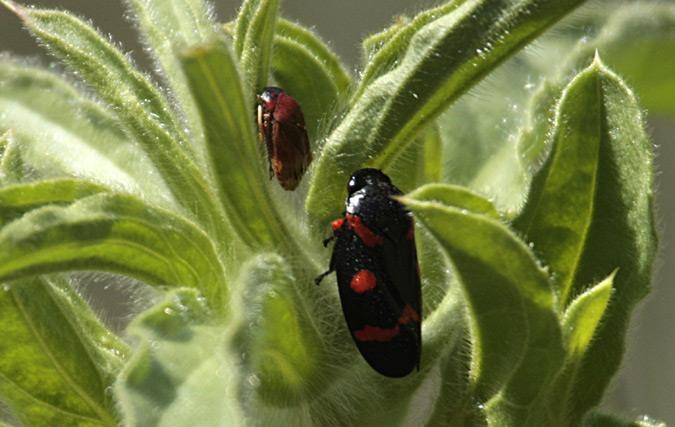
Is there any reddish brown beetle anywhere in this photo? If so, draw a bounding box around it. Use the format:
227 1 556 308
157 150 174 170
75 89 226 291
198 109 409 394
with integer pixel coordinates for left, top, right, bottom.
256 87 312 191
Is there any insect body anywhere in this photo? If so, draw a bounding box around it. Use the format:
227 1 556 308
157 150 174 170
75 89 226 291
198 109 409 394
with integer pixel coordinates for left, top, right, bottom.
256 87 312 191
315 168 422 378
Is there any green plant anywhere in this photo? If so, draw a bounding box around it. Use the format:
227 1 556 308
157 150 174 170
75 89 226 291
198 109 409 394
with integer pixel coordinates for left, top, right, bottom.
0 0 669 425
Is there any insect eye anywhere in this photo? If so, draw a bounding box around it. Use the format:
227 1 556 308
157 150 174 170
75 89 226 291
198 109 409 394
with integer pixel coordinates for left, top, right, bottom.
347 168 383 195
347 177 359 194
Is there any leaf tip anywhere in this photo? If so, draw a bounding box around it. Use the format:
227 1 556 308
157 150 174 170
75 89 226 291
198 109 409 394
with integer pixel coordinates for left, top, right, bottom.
591 49 604 67
2 1 25 18
395 195 416 208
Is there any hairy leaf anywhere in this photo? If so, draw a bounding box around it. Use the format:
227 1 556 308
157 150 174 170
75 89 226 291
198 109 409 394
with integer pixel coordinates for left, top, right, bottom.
116 289 243 426
307 0 589 227
514 57 657 422
0 276 126 426
271 18 351 142
0 60 171 200
125 0 218 161
3 3 228 236
0 179 109 226
235 0 279 92
0 193 227 311
181 37 304 254
402 196 564 424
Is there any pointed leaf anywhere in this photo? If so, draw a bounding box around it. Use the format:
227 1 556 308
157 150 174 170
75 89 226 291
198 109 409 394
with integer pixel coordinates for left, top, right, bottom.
513 59 605 305
307 0 590 226
401 197 564 417
0 276 126 426
560 61 657 422
514 57 657 421
354 2 459 100
3 2 187 151
3 4 227 235
271 18 351 141
125 0 218 158
180 37 301 252
116 289 243 426
235 0 279 92
562 271 613 358
544 272 615 423
0 193 227 311
361 15 410 68
405 183 498 219
564 3 675 115
0 60 171 200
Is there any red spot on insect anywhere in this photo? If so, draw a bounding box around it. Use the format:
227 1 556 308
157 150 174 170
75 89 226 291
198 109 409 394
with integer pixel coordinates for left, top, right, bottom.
399 304 420 324
346 214 383 247
350 270 376 294
354 324 400 342
407 222 415 240
353 305 420 342
332 218 345 232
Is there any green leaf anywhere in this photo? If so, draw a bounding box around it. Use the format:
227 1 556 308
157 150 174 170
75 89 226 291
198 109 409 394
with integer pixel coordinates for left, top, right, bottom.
0 193 227 311
271 18 351 141
232 252 465 425
420 124 443 185
0 128 15 184
181 37 302 252
307 0 590 227
233 254 322 405
0 275 127 426
513 60 605 306
401 196 565 423
125 0 218 160
233 0 255 56
0 128 8 158
235 0 279 92
405 183 498 219
0 60 171 200
517 78 560 171
435 41 558 214
514 56 657 422
116 289 243 426
276 19 351 97
421 281 467 372
354 2 459 100
361 15 410 67
544 272 614 423
0 178 109 226
0 128 25 184
562 271 613 359
425 335 484 426
3 4 227 236
3 2 186 151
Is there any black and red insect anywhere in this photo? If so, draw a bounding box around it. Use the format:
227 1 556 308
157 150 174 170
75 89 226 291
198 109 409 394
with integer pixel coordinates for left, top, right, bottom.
315 168 422 378
256 87 312 191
